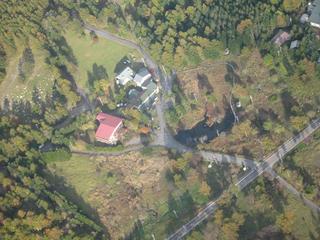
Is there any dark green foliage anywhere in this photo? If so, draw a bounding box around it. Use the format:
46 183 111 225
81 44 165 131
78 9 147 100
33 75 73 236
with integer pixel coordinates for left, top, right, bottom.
0 113 105 239
87 63 108 93
124 220 144 240
0 44 7 81
18 48 35 81
127 0 284 63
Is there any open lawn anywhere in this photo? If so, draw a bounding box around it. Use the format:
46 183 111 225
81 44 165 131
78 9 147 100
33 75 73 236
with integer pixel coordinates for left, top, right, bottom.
0 39 57 102
64 29 140 91
0 26 141 103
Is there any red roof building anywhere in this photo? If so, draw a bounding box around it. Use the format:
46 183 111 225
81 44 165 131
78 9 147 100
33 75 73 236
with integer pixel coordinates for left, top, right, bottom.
271 30 291 47
95 112 123 144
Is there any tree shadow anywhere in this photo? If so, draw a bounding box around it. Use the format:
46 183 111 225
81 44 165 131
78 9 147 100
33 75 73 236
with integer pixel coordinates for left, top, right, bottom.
87 63 108 91
43 168 110 239
225 62 241 86
197 73 213 94
280 91 296 121
44 36 78 66
207 163 230 199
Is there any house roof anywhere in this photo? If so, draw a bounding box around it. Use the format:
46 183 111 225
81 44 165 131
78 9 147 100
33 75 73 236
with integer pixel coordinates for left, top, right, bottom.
95 113 123 140
116 66 134 85
140 81 157 103
310 0 320 24
133 68 152 86
271 30 291 46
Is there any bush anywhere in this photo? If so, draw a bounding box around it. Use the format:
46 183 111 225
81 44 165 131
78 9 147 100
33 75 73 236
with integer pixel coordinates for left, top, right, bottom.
18 48 35 81
268 94 278 102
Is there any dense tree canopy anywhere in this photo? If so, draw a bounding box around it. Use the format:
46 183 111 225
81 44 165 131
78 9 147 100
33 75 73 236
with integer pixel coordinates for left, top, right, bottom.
126 0 300 64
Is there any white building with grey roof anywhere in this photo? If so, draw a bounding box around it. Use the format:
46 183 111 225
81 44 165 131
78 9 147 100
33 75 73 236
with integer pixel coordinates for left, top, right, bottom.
133 67 152 88
116 66 135 86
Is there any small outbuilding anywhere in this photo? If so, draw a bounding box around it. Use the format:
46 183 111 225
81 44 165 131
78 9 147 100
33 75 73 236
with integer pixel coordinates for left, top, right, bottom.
300 13 309 23
290 40 300 49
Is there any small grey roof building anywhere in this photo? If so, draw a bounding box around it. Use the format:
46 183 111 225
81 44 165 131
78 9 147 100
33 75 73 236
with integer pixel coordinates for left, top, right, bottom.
116 66 135 86
300 13 309 23
290 40 300 49
133 67 152 88
310 0 320 28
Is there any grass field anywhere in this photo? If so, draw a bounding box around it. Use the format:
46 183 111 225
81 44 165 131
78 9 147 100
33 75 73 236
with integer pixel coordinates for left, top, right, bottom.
0 27 140 102
49 155 104 199
64 29 140 91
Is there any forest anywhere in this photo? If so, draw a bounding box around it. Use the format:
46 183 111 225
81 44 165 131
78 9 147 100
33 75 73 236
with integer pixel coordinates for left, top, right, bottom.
0 0 121 239
0 0 320 239
125 0 314 66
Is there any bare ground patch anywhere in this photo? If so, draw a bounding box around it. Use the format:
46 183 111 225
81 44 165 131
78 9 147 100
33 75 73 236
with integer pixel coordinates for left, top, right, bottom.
176 60 232 129
50 149 171 239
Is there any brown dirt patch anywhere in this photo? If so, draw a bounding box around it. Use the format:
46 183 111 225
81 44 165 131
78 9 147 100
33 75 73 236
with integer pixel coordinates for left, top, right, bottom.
88 149 170 238
177 61 232 129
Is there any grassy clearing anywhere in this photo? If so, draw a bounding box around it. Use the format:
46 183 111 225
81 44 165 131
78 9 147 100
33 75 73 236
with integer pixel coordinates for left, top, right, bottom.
49 155 105 200
0 39 56 102
48 150 171 239
64 29 140 91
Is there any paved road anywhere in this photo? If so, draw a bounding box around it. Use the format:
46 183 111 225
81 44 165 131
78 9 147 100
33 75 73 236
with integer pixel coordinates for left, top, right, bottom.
167 118 320 240
236 118 320 190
